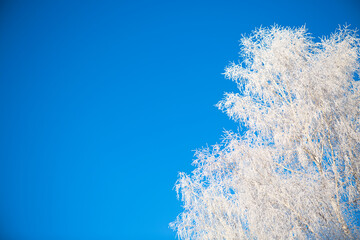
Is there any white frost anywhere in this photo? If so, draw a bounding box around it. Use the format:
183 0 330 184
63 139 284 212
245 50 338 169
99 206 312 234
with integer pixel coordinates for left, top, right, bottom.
171 25 360 239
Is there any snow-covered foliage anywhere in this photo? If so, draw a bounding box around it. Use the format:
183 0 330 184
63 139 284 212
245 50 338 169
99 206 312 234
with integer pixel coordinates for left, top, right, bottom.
170 25 360 239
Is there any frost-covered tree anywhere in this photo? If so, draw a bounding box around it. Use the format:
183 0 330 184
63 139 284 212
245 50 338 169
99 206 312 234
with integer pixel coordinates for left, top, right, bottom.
170 25 360 239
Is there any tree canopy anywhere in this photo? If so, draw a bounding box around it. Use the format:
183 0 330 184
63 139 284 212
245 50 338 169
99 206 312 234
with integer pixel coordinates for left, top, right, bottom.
171 25 360 239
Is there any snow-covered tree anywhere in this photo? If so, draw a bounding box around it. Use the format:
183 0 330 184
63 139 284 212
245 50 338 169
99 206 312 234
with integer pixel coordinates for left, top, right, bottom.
170 25 360 239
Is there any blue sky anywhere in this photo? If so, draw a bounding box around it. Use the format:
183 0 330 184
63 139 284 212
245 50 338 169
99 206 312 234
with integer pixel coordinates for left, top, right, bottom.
0 0 359 239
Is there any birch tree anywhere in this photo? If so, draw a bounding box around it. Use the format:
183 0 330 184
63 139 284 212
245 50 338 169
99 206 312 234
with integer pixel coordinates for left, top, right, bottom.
170 25 360 239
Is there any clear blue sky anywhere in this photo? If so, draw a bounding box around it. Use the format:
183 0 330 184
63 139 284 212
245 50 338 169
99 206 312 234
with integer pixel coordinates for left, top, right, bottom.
0 0 359 239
